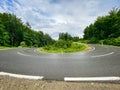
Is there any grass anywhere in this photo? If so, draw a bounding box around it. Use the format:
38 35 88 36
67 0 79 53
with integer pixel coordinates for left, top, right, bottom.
0 46 14 50
39 43 91 54
0 46 21 50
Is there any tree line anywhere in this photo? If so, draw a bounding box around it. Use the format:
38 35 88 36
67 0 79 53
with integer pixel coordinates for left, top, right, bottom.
83 8 120 46
0 13 54 47
42 32 85 53
59 32 80 42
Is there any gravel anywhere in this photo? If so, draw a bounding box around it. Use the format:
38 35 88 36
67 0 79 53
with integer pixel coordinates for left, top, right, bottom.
0 76 120 90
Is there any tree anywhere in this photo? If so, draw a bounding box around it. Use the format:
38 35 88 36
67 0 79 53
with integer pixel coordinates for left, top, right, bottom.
0 18 5 45
0 12 54 47
43 34 55 45
59 32 72 41
25 22 31 28
83 8 120 45
72 36 79 42
54 40 72 49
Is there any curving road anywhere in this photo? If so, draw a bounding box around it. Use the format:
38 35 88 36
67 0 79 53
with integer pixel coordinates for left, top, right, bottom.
0 45 120 81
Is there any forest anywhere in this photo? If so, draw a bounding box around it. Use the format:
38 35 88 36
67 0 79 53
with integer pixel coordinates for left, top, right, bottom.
0 13 55 47
40 33 86 53
83 8 120 46
0 8 120 48
0 13 81 48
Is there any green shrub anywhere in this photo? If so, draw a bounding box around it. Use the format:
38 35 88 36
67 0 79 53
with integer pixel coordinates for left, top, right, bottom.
54 40 72 49
41 42 87 53
89 37 99 44
113 37 120 46
20 41 27 47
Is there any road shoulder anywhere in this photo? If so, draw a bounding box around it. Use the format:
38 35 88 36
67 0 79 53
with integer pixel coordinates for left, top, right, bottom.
0 76 120 90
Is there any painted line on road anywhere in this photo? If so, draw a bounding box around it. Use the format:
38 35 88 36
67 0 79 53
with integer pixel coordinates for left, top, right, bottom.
34 49 36 52
34 49 38 53
91 52 114 58
17 52 31 56
85 46 95 53
64 76 120 82
91 46 95 51
0 72 44 80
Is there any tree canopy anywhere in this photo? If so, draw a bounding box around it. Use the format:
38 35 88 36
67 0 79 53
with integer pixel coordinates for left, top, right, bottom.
58 32 80 42
83 8 120 46
0 13 54 47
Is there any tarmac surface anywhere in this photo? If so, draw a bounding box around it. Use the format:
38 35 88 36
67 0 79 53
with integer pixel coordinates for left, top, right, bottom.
0 45 120 81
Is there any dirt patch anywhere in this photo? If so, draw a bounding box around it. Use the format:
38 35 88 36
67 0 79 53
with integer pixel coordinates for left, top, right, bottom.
0 76 120 90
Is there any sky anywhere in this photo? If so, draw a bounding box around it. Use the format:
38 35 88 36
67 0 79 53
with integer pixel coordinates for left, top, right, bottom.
0 0 120 39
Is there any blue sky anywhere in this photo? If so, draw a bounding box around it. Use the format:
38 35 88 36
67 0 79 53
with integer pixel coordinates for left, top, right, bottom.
0 0 120 39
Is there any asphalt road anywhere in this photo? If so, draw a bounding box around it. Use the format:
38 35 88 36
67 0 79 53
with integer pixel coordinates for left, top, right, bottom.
0 45 120 80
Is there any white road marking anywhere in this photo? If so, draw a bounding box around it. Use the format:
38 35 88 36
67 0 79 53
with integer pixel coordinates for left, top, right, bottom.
34 49 36 52
86 46 95 53
34 49 39 53
64 76 120 81
91 52 114 58
17 52 31 56
91 46 95 51
0 72 44 80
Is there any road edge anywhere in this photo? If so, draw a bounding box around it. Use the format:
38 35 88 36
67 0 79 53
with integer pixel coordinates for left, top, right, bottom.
0 72 44 80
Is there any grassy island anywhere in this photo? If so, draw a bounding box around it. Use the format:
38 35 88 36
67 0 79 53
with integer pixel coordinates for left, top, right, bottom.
39 40 90 53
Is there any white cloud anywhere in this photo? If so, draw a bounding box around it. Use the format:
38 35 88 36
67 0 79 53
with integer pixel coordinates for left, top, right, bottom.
0 0 119 39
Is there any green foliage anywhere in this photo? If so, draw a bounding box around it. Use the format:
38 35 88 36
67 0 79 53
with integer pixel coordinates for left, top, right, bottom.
95 37 120 46
0 12 54 47
59 32 72 41
0 46 13 50
0 32 10 46
20 41 27 47
83 8 120 46
43 34 55 45
54 40 72 49
102 39 114 45
41 41 86 53
88 37 99 44
58 32 80 42
114 37 120 46
72 36 80 42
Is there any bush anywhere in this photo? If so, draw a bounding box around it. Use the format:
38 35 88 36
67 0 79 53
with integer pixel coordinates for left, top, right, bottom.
33 44 38 47
20 41 27 47
113 37 120 46
41 42 87 53
101 39 113 45
43 46 50 50
54 40 72 49
89 37 99 44
100 37 120 46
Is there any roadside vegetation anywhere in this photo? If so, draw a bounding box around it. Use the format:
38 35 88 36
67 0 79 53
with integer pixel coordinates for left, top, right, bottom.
0 13 54 47
0 46 15 50
83 8 120 46
40 40 88 53
0 8 120 53
0 12 86 53
39 33 89 53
